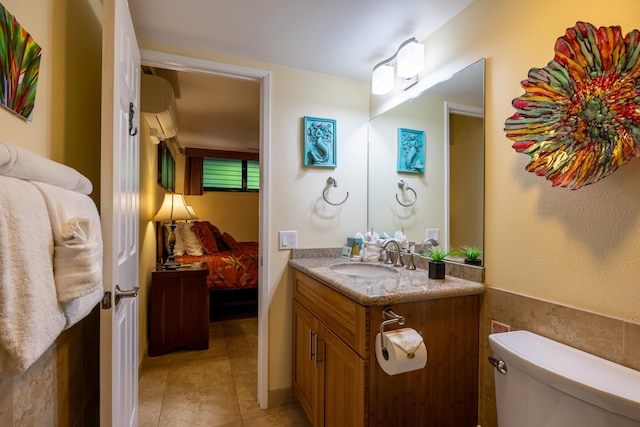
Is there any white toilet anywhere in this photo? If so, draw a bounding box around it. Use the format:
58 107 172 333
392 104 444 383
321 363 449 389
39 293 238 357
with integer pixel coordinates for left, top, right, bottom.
489 330 640 427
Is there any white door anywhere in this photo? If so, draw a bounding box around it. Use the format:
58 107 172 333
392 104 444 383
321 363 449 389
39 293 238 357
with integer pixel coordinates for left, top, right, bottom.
100 0 141 425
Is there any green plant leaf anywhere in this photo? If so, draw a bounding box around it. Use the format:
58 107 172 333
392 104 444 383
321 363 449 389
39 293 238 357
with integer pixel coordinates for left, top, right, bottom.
425 247 449 262
456 245 482 260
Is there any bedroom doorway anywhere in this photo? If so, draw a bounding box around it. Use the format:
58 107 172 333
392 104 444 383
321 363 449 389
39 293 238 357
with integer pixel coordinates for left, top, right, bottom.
140 50 271 408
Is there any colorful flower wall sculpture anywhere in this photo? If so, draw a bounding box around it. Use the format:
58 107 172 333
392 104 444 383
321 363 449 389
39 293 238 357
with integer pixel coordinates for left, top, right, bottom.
504 22 640 190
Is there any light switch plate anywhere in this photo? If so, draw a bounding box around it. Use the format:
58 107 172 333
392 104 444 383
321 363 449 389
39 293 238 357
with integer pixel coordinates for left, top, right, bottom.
279 231 297 249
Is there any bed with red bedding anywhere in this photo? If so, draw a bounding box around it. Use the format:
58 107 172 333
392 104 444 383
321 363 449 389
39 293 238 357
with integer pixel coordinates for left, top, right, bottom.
175 242 258 290
159 220 258 291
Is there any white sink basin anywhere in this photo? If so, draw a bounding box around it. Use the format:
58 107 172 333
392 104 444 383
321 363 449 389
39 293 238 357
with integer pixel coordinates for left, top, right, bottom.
330 263 399 278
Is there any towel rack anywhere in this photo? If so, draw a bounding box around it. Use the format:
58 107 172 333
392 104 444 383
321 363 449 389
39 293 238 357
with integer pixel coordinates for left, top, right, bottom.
395 179 417 207
323 176 349 206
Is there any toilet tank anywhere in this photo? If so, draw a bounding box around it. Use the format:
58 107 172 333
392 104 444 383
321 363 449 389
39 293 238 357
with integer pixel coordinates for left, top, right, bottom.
489 330 640 427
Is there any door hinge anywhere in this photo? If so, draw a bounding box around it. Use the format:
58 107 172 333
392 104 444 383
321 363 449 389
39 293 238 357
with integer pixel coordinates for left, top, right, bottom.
101 291 112 309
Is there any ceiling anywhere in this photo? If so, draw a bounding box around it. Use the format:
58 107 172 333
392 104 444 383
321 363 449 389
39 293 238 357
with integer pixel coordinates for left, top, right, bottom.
146 67 261 151
131 0 475 151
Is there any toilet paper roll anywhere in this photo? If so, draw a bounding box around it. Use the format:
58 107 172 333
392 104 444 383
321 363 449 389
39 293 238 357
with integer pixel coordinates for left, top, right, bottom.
375 328 427 375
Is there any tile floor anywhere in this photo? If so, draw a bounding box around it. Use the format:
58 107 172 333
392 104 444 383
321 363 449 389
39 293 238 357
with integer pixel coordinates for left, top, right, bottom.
139 317 311 426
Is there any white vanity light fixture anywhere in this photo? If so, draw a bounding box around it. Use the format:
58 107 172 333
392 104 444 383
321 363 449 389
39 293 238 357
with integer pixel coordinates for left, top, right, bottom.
371 37 424 95
397 39 424 78
372 63 395 95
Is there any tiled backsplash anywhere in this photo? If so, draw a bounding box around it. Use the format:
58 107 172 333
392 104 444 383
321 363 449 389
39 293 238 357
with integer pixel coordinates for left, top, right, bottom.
478 287 640 427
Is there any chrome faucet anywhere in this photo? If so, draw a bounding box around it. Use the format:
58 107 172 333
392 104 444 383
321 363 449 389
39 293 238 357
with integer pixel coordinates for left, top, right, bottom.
381 239 403 267
419 238 439 255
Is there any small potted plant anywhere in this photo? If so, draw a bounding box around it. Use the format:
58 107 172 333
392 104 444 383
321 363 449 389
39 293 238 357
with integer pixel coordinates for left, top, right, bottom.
456 245 483 266
425 248 449 279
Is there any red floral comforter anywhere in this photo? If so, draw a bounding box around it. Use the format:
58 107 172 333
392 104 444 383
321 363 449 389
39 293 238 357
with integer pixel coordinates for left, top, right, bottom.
175 242 258 290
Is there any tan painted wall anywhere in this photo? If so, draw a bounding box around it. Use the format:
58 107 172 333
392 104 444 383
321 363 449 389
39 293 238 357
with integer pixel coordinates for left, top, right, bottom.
184 193 259 241
138 121 167 363
267 65 369 390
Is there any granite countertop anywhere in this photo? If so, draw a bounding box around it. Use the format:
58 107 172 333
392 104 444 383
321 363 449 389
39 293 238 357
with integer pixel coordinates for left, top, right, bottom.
289 257 485 306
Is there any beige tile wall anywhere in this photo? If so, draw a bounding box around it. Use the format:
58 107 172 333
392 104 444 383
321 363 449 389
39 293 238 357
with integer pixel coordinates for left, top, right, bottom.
478 287 640 427
0 306 100 426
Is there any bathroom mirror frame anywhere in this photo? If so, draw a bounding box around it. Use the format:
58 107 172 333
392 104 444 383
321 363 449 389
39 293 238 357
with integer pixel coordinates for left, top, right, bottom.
367 58 485 265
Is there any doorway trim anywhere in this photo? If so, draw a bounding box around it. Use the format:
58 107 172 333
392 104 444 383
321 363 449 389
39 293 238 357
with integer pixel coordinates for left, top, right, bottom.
443 101 484 253
140 49 271 408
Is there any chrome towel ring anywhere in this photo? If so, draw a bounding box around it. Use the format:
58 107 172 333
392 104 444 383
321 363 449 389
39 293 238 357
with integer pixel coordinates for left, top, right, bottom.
323 176 349 206
395 179 417 207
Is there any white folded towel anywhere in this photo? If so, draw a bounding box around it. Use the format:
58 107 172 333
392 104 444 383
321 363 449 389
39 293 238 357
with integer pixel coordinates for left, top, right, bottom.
60 286 103 329
0 176 66 375
0 139 93 195
31 181 103 305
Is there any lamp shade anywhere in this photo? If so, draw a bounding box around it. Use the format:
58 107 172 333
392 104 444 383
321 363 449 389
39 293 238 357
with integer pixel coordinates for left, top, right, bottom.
152 193 195 222
372 64 395 95
397 40 424 78
186 205 198 220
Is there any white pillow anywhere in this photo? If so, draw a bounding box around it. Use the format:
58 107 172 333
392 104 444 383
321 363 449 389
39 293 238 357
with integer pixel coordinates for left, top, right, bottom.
173 223 186 255
181 222 204 256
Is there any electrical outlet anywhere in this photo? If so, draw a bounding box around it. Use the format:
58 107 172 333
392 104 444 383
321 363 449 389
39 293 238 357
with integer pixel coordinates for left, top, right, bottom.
491 320 511 334
279 231 297 249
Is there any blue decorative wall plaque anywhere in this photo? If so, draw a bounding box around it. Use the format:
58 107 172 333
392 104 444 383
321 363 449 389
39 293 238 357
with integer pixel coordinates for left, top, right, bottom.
303 116 336 168
397 128 425 174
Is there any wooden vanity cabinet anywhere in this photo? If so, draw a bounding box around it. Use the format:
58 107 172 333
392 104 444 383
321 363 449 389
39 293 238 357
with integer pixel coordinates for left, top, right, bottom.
292 269 480 427
367 297 480 426
292 271 367 427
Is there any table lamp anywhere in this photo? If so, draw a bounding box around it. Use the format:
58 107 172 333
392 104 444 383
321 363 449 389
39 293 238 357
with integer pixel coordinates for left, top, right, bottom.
153 193 196 269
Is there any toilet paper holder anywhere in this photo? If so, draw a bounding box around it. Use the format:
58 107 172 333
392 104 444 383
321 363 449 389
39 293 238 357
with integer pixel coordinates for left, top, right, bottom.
380 307 405 360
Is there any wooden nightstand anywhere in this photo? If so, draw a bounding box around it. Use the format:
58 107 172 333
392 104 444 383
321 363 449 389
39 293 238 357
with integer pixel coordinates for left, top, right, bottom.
149 266 209 356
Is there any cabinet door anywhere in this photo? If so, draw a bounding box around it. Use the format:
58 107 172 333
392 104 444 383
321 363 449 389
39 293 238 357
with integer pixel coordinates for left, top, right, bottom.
292 301 317 424
149 270 209 356
318 324 366 427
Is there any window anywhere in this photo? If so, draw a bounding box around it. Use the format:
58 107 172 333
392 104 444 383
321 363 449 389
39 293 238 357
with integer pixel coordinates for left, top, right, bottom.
203 158 259 191
157 141 175 192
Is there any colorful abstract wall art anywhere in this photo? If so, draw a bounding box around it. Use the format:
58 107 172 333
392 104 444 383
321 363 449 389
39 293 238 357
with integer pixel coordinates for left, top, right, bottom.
303 116 336 167
397 127 425 174
0 3 41 121
504 22 640 190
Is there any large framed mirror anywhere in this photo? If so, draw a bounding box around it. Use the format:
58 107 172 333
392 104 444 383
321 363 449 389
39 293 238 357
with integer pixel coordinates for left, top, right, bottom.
368 58 485 265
